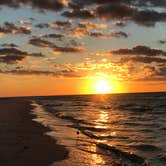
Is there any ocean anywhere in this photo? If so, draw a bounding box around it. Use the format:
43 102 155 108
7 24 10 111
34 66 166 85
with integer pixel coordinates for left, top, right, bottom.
30 92 166 166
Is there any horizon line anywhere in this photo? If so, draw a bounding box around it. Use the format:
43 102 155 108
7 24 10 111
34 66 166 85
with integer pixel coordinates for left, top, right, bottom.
0 90 165 99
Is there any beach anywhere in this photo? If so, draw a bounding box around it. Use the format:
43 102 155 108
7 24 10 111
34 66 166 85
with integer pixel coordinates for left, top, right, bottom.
0 93 165 166
0 98 68 166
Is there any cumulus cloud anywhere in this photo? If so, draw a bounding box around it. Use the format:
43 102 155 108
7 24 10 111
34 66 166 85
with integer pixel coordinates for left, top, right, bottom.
29 38 53 47
113 21 126 27
134 65 166 81
0 69 84 78
42 33 64 39
0 0 68 11
157 66 166 76
132 10 166 27
1 43 18 48
64 1 166 27
18 19 31 25
63 27 89 38
95 3 166 27
62 9 95 19
0 22 31 35
36 20 72 29
52 46 85 54
158 40 166 44
0 55 25 64
89 31 110 39
110 31 128 38
0 47 44 64
29 37 85 53
111 45 166 56
138 0 166 7
78 22 108 29
120 56 166 64
89 30 128 39
95 3 133 20
0 0 165 27
0 0 165 83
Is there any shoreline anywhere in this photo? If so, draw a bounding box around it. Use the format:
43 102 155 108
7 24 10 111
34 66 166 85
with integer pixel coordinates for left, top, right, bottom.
0 98 68 166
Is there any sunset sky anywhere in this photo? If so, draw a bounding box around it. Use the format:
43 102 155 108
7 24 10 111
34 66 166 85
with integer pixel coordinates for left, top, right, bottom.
0 0 166 97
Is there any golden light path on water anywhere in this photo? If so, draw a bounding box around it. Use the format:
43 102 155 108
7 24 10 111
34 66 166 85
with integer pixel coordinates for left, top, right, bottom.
88 110 109 166
81 96 111 165
32 96 131 166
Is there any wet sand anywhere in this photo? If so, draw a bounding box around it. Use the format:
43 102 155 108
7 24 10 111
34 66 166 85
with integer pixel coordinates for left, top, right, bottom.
0 98 68 166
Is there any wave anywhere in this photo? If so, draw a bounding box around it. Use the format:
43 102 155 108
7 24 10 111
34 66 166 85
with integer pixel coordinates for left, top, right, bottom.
116 104 152 112
158 155 166 164
131 144 161 152
159 127 166 131
79 130 129 140
97 143 146 165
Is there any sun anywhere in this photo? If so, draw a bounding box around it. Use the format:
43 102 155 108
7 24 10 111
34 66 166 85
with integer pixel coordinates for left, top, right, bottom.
95 80 110 94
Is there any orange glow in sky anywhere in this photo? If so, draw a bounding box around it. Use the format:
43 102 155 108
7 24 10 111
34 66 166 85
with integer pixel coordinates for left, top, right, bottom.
0 3 165 97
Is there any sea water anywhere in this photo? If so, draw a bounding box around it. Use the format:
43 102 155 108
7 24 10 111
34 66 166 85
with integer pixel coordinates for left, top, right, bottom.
31 92 166 166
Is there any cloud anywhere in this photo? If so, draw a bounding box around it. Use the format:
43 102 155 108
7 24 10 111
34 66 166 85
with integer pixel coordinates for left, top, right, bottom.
134 65 166 81
0 47 44 64
42 33 64 39
63 1 166 27
0 0 68 11
63 27 89 38
62 24 128 39
110 31 128 38
36 20 72 29
121 56 166 64
111 45 166 56
35 23 50 29
36 20 127 39
29 37 85 53
0 22 31 36
95 3 166 27
1 43 18 48
95 3 133 20
113 21 126 27
157 66 166 76
143 66 156 76
0 55 25 64
78 22 108 29
158 40 166 44
0 69 84 78
0 48 28 56
89 30 128 39
138 0 166 7
132 10 166 27
89 31 110 39
62 9 95 19
52 46 85 54
18 19 31 25
0 0 165 28
29 38 53 47
68 0 123 7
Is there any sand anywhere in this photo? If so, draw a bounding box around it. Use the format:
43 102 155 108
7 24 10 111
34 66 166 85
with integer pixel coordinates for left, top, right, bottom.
0 98 68 166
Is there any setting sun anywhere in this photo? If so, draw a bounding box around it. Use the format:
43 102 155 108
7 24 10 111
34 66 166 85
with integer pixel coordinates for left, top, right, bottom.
95 80 110 94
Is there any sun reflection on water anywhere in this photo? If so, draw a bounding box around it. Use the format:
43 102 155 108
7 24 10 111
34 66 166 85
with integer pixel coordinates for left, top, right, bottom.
87 145 106 166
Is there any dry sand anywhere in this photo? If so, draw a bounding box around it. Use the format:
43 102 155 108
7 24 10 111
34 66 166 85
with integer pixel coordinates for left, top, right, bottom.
0 98 68 166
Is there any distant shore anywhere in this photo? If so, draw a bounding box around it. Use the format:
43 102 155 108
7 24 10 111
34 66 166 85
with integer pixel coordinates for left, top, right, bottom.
0 98 68 166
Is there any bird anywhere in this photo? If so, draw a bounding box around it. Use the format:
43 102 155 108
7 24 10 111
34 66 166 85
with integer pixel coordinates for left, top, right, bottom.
76 130 80 135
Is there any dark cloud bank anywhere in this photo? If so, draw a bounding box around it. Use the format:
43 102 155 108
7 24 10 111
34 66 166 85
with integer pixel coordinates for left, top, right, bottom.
0 47 44 64
0 0 165 26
